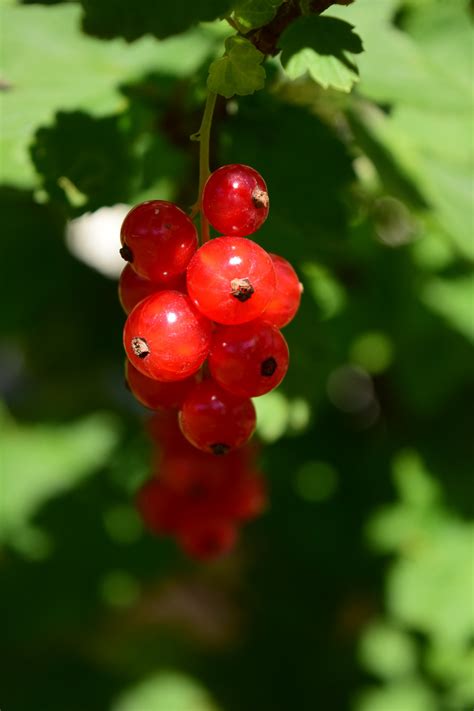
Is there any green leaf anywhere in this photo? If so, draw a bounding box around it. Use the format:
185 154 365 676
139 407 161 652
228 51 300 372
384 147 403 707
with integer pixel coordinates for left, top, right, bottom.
330 0 474 258
280 16 363 92
393 449 440 508
78 0 231 41
112 672 221 711
0 1 221 186
359 621 418 679
0 406 119 543
388 519 474 644
302 262 347 320
233 0 284 33
327 0 468 110
254 391 310 442
207 36 265 98
30 111 137 213
421 275 474 344
356 681 436 711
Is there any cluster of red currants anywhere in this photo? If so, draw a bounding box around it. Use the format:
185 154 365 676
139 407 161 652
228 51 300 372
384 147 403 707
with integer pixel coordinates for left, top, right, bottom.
119 164 302 558
138 411 266 559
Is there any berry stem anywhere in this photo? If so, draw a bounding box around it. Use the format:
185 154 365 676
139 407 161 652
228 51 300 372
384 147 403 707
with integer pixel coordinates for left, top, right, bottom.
191 90 217 243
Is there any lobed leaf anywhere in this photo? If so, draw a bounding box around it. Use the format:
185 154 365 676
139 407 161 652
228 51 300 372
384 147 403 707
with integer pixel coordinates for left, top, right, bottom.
0 1 222 187
79 0 232 42
280 15 363 92
233 0 285 33
207 36 266 98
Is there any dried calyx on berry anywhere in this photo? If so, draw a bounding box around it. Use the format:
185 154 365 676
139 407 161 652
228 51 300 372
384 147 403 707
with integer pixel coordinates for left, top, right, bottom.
186 237 275 325
230 277 254 302
131 337 149 359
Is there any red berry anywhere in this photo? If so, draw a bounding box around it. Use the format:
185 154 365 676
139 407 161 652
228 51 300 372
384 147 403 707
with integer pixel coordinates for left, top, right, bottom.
177 519 237 560
146 410 187 446
120 200 198 283
179 380 256 455
125 360 196 410
209 321 289 398
136 478 181 534
119 265 186 315
186 237 276 325
160 453 222 498
224 469 267 521
123 291 212 381
118 264 157 315
262 254 303 328
202 164 269 237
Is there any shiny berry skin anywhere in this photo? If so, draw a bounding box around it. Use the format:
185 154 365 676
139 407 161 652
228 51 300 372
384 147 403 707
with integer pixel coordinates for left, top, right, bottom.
262 254 303 328
179 380 256 455
186 237 276 325
125 360 196 410
118 265 186 315
118 265 157 314
209 321 289 398
177 519 237 560
202 164 269 237
120 200 198 283
123 291 212 381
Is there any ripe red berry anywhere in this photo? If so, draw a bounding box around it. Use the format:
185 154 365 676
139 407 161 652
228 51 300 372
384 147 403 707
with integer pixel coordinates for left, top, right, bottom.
120 200 198 283
224 469 267 521
118 264 158 314
262 254 303 328
118 265 186 315
123 291 212 381
136 478 181 534
125 360 196 410
209 321 289 398
186 237 276 325
202 164 269 236
160 452 223 499
179 380 256 455
177 519 237 560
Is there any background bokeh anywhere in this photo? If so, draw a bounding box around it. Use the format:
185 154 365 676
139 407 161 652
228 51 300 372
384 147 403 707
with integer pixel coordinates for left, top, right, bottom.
1 0 473 709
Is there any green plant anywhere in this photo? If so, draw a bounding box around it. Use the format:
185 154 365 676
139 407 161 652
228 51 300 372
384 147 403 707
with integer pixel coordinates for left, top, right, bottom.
0 1 472 709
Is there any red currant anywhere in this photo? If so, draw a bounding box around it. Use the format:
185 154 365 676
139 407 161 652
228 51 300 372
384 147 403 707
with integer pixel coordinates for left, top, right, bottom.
179 380 256 455
118 265 186 315
118 264 157 315
123 291 212 381
224 469 267 521
209 321 289 398
186 237 276 325
125 360 196 410
120 200 198 283
262 254 303 328
136 478 181 534
177 519 237 560
202 164 269 237
146 410 188 447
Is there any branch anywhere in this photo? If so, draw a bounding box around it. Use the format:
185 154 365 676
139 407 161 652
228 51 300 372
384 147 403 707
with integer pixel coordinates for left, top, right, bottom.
247 0 354 56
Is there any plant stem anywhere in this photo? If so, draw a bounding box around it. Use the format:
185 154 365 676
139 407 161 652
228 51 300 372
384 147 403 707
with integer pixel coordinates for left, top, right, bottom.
192 90 217 243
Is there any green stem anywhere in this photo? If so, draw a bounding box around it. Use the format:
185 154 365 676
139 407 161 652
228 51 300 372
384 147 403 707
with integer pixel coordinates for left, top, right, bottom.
192 90 217 243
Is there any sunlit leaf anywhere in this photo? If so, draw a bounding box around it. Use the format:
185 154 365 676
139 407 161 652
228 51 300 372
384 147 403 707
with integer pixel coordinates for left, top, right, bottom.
112 672 221 711
233 0 284 32
207 36 265 98
0 405 119 542
280 16 363 92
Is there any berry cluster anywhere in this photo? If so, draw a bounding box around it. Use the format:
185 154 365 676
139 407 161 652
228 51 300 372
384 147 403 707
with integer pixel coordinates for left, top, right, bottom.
119 164 302 558
138 412 266 559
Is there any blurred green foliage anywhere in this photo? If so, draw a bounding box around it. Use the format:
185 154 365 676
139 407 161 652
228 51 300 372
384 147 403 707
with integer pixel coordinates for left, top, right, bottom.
0 0 472 710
